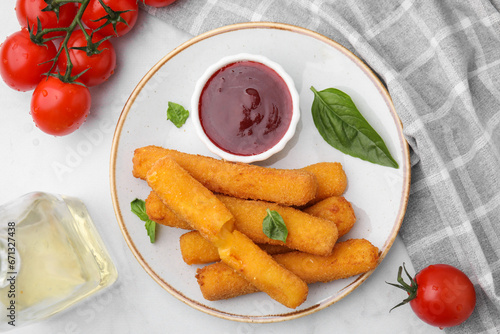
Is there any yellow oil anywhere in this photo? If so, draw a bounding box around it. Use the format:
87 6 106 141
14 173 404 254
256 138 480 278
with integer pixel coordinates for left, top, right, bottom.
0 193 117 330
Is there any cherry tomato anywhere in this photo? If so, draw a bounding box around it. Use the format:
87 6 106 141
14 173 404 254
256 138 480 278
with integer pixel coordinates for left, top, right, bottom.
31 77 91 136
81 0 138 37
389 263 476 329
16 0 77 39
141 0 177 8
0 29 57 92
57 29 116 87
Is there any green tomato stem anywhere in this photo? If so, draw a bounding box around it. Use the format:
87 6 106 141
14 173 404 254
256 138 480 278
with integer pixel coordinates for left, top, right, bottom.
386 263 419 312
31 0 122 84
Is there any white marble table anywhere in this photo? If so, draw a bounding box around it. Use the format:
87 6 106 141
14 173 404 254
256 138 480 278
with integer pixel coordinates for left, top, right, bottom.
0 4 442 333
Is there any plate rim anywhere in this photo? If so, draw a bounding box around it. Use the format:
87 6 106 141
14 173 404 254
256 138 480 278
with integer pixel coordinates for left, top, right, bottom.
109 21 411 323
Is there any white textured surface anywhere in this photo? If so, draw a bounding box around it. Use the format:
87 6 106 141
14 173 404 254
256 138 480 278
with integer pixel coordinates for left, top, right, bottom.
0 5 441 333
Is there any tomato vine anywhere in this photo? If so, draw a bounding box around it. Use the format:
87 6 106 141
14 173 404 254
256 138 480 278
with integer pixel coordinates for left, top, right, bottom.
27 0 119 84
1 0 177 135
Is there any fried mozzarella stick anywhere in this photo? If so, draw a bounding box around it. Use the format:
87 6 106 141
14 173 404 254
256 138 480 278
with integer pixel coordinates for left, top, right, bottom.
301 162 347 203
196 239 379 301
273 239 378 283
180 231 220 265
146 190 355 247
133 145 317 206
146 156 234 243
303 196 356 237
145 191 192 230
146 191 356 258
218 195 338 256
180 230 290 265
147 157 308 308
197 262 259 300
217 229 308 309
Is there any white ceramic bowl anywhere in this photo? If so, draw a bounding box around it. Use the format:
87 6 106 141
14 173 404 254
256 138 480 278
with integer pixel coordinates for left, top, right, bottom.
191 53 300 163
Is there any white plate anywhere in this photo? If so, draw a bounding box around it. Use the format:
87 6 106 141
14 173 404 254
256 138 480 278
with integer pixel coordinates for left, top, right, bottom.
110 22 410 323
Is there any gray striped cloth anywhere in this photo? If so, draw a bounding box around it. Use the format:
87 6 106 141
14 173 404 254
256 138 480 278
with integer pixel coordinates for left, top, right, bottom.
142 0 500 332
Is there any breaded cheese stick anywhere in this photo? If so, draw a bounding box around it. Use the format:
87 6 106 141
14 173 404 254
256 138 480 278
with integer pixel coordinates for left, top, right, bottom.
180 231 220 265
196 239 379 301
303 196 356 237
145 191 192 230
196 262 259 300
273 238 378 283
218 195 338 256
258 243 292 255
145 190 348 257
301 162 347 203
133 145 317 206
217 229 308 309
180 230 290 265
146 157 307 308
146 156 234 243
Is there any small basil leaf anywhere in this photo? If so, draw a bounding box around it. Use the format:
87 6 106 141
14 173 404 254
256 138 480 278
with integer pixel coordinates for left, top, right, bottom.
262 209 288 243
144 220 156 244
167 101 189 128
310 86 399 168
131 198 156 243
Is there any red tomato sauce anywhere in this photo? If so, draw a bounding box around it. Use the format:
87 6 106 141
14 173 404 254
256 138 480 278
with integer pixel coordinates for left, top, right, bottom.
199 61 293 156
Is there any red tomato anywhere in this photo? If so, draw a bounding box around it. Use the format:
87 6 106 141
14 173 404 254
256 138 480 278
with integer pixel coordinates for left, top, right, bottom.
0 29 57 92
31 77 91 136
141 0 177 8
16 0 77 39
81 0 138 37
57 29 116 87
389 263 476 329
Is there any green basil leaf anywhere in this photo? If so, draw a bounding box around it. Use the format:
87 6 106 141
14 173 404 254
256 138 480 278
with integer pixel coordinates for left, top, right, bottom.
131 198 156 243
144 220 156 244
262 209 288 243
130 198 149 221
167 101 189 128
310 86 399 168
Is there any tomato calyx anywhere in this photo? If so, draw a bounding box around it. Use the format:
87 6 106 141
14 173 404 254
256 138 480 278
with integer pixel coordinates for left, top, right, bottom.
70 29 112 57
26 0 76 42
48 52 89 87
386 263 418 311
40 0 65 20
27 17 66 45
90 0 133 36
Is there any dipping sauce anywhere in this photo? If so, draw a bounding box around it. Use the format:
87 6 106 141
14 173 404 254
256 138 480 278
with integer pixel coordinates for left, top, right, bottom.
199 61 293 156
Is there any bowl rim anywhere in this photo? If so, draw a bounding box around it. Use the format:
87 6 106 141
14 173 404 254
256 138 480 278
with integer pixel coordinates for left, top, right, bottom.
190 53 301 163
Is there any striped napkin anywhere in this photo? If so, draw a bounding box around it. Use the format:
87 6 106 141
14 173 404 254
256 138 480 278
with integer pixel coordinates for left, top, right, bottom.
142 0 500 332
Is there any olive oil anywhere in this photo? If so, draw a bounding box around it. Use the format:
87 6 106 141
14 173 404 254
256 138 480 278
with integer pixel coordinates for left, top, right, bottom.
0 193 117 331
